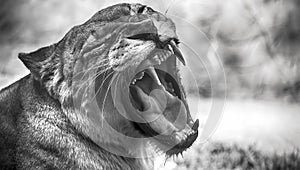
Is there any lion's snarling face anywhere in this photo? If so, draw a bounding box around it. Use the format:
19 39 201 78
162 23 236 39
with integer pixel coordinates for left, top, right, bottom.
19 3 198 159
91 3 199 157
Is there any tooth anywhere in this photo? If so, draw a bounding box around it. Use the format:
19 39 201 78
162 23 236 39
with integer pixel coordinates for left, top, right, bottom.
163 52 168 61
158 53 164 62
167 44 174 54
192 119 199 131
153 55 161 65
135 72 144 80
182 134 187 140
160 52 168 62
175 134 181 141
161 53 165 61
132 79 136 84
170 40 186 66
147 67 162 85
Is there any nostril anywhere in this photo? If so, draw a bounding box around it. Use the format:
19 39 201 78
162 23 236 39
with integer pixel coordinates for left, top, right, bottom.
146 7 155 13
137 5 147 14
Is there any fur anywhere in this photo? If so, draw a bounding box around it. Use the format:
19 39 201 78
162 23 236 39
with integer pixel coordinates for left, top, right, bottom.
0 3 188 170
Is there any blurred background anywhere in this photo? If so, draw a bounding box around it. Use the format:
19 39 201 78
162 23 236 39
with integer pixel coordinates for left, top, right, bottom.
0 0 299 169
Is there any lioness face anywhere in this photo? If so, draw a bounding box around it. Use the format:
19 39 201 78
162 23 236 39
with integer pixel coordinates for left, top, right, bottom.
19 3 199 158
78 4 199 157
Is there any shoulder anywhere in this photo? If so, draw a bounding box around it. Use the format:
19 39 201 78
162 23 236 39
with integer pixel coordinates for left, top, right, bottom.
0 75 32 114
0 74 32 168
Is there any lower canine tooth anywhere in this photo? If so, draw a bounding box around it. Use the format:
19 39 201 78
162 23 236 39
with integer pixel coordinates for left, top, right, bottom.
192 119 199 131
147 67 162 85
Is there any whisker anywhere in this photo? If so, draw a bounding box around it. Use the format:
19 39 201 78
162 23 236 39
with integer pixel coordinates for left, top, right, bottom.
72 58 110 84
90 71 114 103
76 67 110 92
76 69 110 116
112 73 121 104
72 59 110 78
78 70 113 117
72 59 110 95
74 68 110 115
165 0 175 15
100 71 119 127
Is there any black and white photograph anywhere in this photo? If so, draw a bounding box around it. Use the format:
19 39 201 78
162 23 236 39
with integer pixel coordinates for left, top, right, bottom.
0 0 300 169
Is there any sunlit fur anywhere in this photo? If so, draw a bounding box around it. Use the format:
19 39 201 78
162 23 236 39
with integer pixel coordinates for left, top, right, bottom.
0 3 186 170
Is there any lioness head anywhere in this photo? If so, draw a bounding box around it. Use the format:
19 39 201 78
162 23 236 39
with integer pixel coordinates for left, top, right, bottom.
19 3 198 160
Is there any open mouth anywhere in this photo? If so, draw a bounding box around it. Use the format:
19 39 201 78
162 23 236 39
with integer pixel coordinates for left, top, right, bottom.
129 68 182 112
126 35 199 155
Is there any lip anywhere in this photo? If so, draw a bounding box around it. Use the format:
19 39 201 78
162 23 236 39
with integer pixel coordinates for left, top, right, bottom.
136 115 199 155
127 33 185 66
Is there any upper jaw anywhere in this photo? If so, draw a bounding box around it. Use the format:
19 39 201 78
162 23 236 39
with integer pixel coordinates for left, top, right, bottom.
126 33 186 69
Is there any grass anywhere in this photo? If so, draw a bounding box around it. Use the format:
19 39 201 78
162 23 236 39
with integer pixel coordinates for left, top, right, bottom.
172 142 300 170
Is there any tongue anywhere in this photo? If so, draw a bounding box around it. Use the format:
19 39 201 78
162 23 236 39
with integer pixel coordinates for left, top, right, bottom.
134 85 188 134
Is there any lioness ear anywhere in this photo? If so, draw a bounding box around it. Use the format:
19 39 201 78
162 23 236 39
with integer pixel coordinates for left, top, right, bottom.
18 45 55 79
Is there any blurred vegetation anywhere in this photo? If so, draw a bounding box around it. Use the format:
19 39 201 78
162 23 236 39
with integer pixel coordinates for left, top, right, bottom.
191 0 300 102
173 142 300 170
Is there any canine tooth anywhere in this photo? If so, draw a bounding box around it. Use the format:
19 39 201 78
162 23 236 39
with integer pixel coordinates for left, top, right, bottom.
167 44 174 54
192 119 199 131
147 67 162 85
170 40 186 66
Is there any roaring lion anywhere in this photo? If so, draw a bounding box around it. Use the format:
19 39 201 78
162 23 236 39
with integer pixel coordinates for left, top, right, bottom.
0 3 198 170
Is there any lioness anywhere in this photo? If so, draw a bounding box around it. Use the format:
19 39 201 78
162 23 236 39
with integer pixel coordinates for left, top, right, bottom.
0 3 198 170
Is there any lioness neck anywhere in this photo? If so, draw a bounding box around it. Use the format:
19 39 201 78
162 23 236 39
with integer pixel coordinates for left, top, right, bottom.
0 75 146 170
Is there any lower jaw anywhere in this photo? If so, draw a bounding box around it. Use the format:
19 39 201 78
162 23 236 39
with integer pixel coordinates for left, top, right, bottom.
133 124 198 156
108 70 199 155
